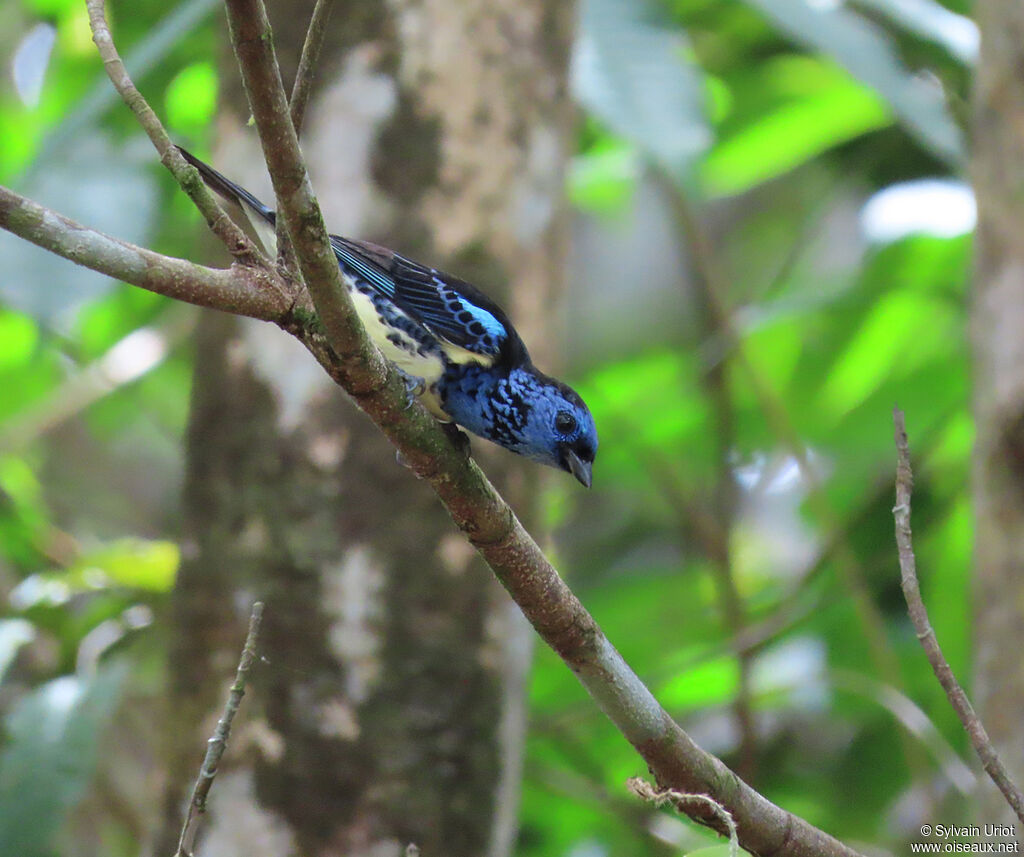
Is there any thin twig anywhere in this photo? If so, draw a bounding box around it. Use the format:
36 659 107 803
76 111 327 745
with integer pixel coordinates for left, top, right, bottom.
289 0 335 137
627 777 739 857
85 0 263 265
175 602 265 857
893 408 1024 826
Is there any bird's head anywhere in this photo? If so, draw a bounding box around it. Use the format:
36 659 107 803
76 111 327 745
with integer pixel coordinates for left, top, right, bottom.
439 364 598 486
518 375 598 488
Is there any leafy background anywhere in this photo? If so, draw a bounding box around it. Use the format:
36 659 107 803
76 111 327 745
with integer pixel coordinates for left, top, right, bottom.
0 0 981 854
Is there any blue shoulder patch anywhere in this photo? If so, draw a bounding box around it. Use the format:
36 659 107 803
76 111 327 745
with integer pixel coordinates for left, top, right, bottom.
329 238 510 360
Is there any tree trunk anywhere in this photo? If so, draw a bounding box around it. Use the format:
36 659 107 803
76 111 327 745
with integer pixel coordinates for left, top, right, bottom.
970 1 1024 830
156 1 575 855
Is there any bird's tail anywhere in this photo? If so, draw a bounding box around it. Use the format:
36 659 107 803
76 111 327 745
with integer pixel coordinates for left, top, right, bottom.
176 146 278 253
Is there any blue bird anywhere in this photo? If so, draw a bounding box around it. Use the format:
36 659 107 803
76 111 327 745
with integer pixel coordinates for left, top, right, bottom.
177 148 598 486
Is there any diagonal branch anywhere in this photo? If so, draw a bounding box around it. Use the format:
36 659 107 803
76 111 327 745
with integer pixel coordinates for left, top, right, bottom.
0 184 290 320
893 408 1024 826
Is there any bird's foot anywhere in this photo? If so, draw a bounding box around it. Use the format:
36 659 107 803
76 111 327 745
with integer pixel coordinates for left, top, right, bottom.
397 369 426 410
442 421 471 458
395 449 424 477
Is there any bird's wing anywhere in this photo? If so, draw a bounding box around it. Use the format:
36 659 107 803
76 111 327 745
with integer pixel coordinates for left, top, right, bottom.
330 236 514 363
176 149 518 365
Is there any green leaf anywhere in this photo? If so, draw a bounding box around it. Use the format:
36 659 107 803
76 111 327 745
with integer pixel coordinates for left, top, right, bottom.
73 284 165 359
0 455 49 534
0 664 126 857
569 139 639 216
742 0 964 164
573 0 711 179
10 538 179 611
818 290 957 417
70 538 180 592
853 0 977 65
580 350 716 487
0 311 39 372
741 315 806 393
658 655 739 711
24 0 80 16
0 454 52 568
702 59 891 195
165 61 218 135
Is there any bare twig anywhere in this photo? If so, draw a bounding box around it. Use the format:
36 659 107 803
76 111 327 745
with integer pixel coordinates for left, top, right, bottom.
289 0 335 137
86 0 263 265
0 185 289 319
893 408 1024 826
628 777 739 857
175 602 264 857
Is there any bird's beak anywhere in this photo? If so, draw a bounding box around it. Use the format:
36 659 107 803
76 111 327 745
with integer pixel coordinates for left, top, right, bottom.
561 447 593 488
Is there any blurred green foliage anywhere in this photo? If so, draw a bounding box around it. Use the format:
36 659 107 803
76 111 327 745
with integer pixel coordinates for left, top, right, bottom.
0 0 980 854
0 663 126 857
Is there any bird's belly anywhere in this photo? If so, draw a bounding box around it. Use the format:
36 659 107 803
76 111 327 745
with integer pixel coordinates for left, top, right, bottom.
344 276 449 417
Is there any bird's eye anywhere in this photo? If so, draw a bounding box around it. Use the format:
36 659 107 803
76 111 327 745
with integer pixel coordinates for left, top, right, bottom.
555 411 577 435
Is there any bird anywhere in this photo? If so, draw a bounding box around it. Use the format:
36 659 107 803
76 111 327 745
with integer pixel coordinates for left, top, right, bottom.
177 147 598 487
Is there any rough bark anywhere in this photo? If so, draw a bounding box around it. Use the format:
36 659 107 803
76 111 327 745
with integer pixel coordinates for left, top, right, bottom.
970 0 1024 829
157 1 575 855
